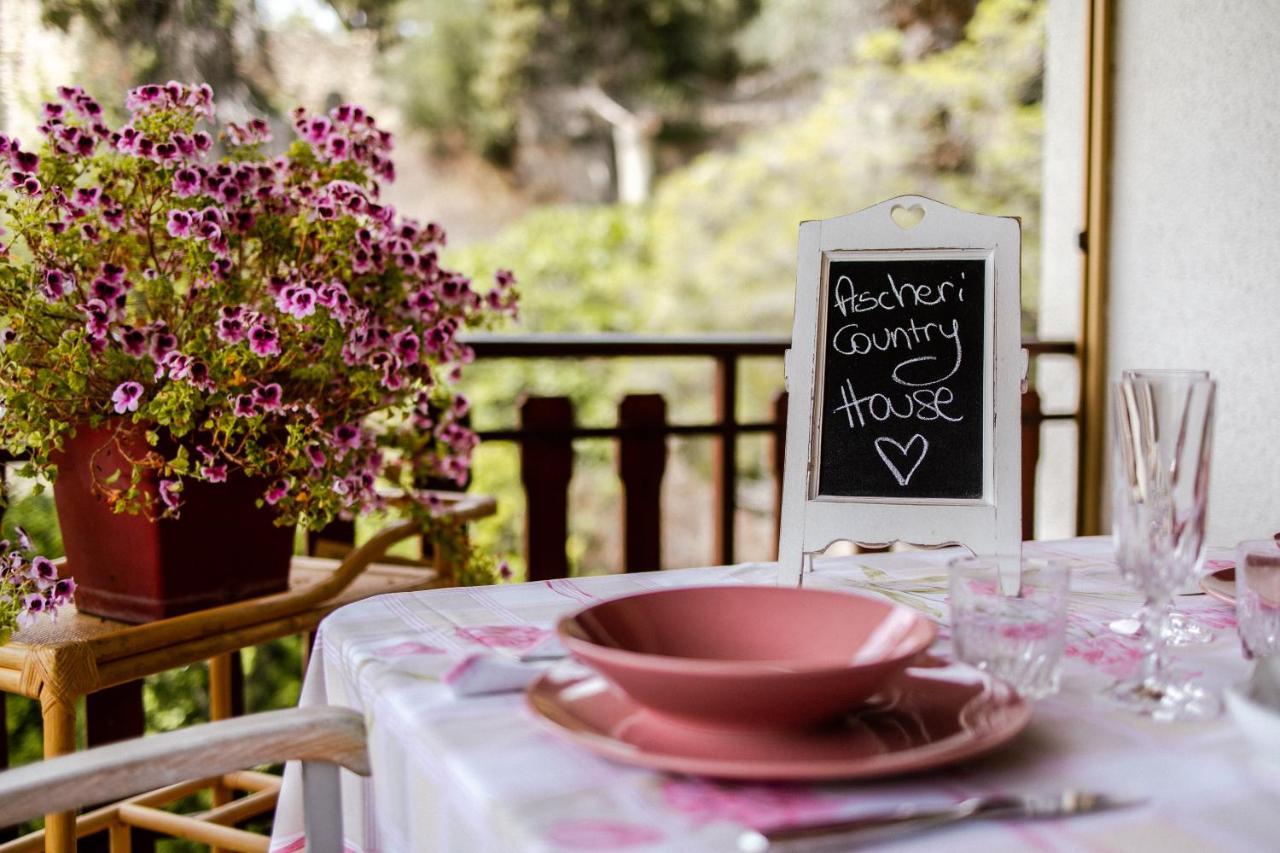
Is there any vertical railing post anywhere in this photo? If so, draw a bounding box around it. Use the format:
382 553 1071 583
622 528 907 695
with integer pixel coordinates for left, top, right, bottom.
306 518 356 559
520 396 574 581
772 391 788 558
712 355 738 565
85 681 152 852
86 682 146 747
1021 387 1043 541
617 394 667 572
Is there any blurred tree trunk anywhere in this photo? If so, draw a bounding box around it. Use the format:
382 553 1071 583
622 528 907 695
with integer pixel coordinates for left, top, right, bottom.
886 0 980 59
150 0 275 120
578 84 660 204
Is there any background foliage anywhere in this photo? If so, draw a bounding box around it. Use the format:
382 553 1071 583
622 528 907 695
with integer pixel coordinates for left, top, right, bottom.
452 0 1045 571
388 0 760 165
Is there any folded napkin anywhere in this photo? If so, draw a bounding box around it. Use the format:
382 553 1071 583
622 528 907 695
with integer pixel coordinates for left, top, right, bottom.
444 634 567 697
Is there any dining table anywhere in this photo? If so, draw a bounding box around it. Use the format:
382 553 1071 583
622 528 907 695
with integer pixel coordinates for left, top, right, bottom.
268 537 1278 852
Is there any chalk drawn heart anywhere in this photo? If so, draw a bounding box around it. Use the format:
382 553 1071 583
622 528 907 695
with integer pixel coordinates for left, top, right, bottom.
890 203 925 230
874 434 929 486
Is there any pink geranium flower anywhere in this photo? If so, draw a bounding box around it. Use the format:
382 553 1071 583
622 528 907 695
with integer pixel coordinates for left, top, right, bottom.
118 327 147 357
29 556 57 586
158 479 181 510
277 285 317 319
166 209 192 237
22 594 44 618
216 315 246 343
248 324 279 357
201 463 228 482
264 479 290 505
331 423 361 449
149 332 177 361
51 578 75 607
253 383 283 412
40 269 71 301
233 395 257 417
111 381 143 413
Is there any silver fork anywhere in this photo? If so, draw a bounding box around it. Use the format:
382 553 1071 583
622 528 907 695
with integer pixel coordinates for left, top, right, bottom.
737 790 1142 851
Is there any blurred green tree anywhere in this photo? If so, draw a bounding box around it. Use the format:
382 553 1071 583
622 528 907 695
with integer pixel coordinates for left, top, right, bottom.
388 0 760 200
36 0 403 115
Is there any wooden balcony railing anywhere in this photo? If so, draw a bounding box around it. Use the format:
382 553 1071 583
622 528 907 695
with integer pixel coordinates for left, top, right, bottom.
466 334 1079 581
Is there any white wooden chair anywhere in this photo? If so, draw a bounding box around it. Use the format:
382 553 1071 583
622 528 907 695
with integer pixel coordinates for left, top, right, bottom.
0 706 367 853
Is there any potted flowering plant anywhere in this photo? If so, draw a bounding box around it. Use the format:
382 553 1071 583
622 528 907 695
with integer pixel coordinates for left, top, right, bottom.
0 82 516 622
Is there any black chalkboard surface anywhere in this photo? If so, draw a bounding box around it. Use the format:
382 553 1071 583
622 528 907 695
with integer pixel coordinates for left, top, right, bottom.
817 257 985 499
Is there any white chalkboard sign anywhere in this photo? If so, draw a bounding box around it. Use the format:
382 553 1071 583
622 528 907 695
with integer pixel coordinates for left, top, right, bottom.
777 196 1022 585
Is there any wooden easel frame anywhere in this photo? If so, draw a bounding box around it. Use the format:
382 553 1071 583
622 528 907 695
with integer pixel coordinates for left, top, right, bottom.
777 195 1022 585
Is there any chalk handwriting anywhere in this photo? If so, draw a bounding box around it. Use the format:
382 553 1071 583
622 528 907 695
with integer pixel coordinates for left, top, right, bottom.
832 379 963 430
833 273 958 317
831 317 962 387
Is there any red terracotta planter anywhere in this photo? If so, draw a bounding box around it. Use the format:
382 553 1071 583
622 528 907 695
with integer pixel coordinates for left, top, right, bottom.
51 424 295 623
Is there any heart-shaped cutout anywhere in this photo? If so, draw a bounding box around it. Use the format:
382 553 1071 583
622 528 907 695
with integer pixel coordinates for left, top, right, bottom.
891 203 925 230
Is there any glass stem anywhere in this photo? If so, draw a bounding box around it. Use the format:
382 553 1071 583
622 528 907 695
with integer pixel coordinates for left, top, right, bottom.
1140 597 1170 689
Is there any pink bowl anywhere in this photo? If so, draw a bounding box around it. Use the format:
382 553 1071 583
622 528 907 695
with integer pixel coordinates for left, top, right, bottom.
557 585 937 729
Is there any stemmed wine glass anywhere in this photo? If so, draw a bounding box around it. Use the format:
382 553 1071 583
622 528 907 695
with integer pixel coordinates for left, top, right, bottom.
1108 369 1216 647
1108 371 1219 721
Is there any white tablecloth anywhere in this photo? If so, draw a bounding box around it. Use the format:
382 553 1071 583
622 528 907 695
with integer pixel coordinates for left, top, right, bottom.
269 538 1278 852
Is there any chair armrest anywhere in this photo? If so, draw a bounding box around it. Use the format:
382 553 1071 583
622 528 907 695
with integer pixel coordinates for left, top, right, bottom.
0 706 367 829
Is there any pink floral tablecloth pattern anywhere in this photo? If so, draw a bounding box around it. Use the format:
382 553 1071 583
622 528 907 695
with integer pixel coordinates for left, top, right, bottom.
270 538 1278 852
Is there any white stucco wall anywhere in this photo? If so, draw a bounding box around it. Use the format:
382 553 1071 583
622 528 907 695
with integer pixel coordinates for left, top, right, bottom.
1036 0 1087 539
1107 1 1280 544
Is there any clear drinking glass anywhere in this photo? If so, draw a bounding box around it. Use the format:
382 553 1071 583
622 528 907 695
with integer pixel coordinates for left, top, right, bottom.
1107 370 1216 647
949 556 1070 699
1236 539 1280 659
1109 371 1218 720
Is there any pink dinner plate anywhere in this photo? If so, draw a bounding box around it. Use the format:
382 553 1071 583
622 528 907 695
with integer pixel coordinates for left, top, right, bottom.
525 662 1031 781
1200 568 1236 605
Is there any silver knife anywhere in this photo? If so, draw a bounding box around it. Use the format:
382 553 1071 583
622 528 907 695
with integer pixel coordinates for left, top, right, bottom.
737 790 1142 851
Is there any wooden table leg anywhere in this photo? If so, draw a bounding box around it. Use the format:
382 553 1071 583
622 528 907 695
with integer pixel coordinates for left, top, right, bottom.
41 697 76 853
302 630 317 674
108 823 132 853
